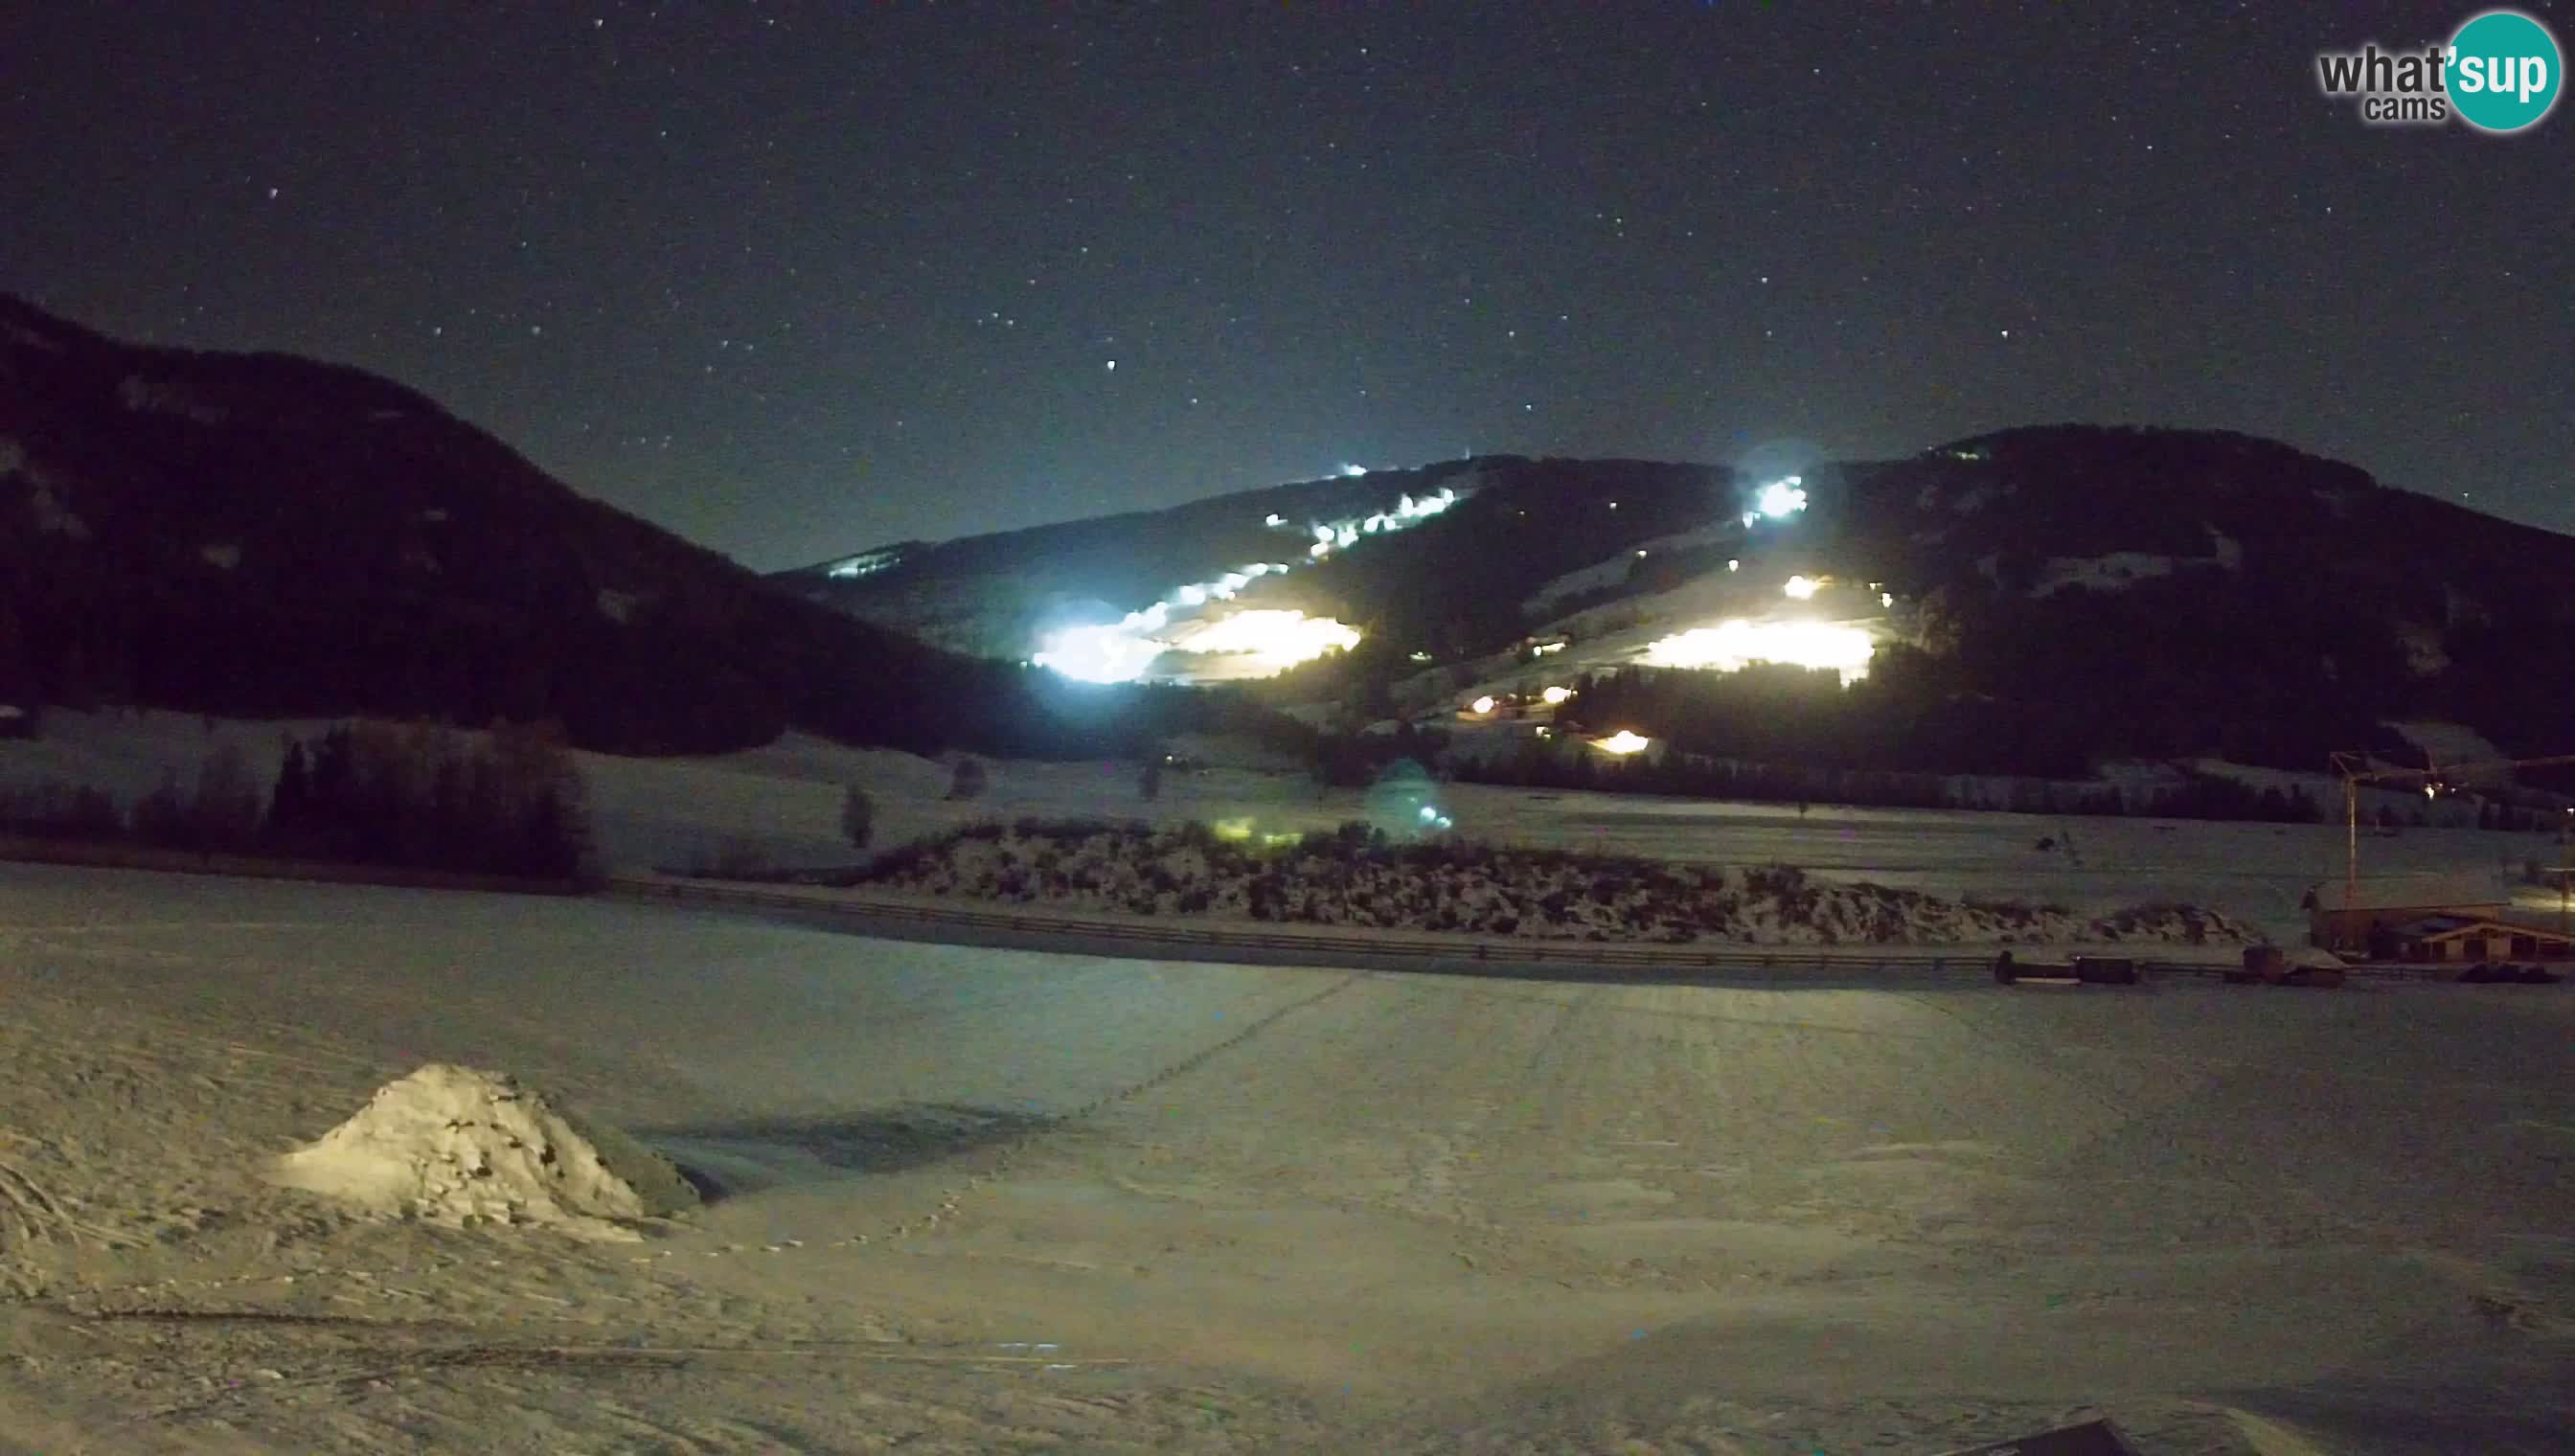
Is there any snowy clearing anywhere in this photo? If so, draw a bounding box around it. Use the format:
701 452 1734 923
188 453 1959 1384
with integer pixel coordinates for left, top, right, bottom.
0 863 2567 1453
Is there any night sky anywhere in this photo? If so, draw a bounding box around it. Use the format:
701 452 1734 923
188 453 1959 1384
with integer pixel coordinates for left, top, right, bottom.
10 2 2567 570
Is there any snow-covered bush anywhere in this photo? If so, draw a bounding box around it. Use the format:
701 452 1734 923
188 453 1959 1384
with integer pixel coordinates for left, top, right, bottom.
857 818 2257 946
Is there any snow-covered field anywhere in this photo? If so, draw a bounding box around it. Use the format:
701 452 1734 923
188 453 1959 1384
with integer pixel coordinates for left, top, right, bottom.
1 863 2569 1454
13 708 2574 950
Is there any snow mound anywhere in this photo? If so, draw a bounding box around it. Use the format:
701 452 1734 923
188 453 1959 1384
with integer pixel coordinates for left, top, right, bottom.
271 1064 698 1241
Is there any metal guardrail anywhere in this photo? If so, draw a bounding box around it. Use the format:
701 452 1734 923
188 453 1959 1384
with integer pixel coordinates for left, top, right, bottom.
604 873 2402 981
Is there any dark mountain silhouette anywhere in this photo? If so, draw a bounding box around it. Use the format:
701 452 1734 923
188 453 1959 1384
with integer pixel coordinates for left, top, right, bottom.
10 289 2564 782
785 425 2575 784
777 455 1740 659
0 293 1140 757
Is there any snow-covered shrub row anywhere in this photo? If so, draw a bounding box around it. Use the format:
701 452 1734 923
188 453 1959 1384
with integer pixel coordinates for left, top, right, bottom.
858 819 2258 946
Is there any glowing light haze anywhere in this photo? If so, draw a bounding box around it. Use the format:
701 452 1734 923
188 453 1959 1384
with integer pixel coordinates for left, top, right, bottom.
1641 620 1878 685
1755 477 1809 518
1032 485 1465 683
1165 609 1359 670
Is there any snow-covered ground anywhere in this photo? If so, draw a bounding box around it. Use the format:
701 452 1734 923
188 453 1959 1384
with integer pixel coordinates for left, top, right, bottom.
1519 522 1744 618
1 863 2568 1453
15 708 2573 949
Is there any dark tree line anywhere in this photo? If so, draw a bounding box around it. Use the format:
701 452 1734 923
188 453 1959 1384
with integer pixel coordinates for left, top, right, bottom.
0 719 595 880
1547 633 2401 785
264 720 592 878
1447 737 2332 824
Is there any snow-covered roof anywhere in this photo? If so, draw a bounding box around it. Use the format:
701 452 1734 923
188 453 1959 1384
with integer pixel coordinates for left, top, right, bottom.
2386 915 2481 938
2308 875 2505 911
2387 915 2572 944
2382 720 2502 769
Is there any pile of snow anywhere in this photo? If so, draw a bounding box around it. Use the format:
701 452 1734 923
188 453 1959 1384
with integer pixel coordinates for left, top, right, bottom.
270 1064 699 1241
861 821 2261 947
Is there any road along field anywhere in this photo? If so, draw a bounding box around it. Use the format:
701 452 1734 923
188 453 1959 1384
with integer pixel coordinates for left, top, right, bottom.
3 862 2570 1453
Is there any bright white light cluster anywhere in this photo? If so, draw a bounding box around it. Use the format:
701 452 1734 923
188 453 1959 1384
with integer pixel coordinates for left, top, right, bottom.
1034 561 1298 683
1783 575 1820 600
1034 484 1469 684
1035 601 1357 684
1163 608 1360 669
823 547 903 580
1299 487 1459 559
1757 476 1808 517
1640 619 1877 685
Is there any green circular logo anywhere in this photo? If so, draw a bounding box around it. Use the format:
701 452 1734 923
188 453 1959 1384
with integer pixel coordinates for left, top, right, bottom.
2448 10 2562 132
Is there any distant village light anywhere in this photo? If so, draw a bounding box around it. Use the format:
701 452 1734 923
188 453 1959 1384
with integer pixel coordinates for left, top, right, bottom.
1596 730 1651 755
1471 694 1496 714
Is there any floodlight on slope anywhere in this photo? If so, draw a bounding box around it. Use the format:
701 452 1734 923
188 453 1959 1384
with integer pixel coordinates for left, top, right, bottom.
1756 477 1808 518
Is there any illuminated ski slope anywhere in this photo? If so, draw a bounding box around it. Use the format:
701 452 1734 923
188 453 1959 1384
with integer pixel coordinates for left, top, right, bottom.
1640 619 1879 685
1033 487 1461 684
1031 470 1857 688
